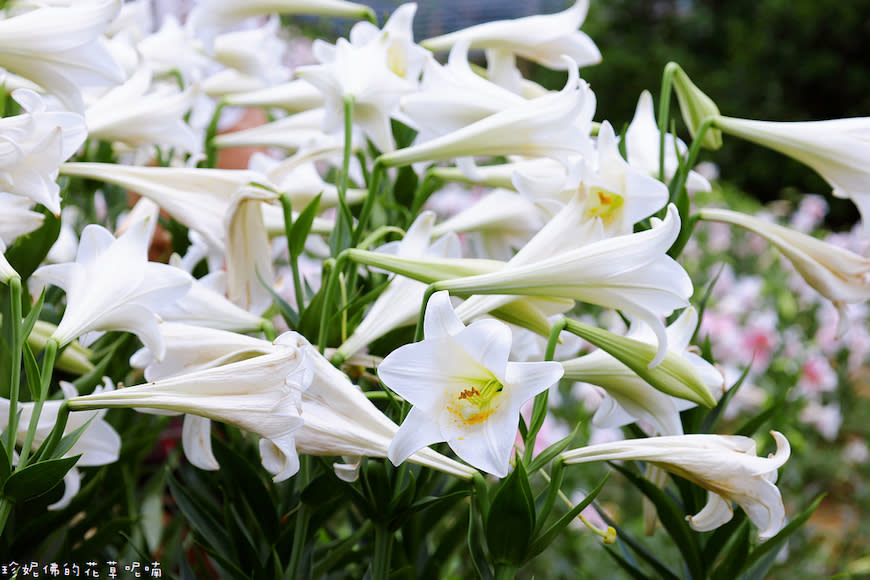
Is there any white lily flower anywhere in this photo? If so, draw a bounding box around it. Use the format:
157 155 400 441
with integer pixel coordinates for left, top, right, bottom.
85 65 200 154
713 114 870 236
213 17 290 88
59 163 269 253
626 90 711 193
225 186 278 315
379 61 594 169
0 0 125 112
0 379 121 510
286 334 477 480
561 431 791 540
378 291 564 477
32 218 192 357
251 153 367 210
0 89 87 215
421 0 601 71
700 207 870 334
347 3 429 83
153 269 266 333
335 211 461 361
438 205 692 366
71 332 311 481
431 189 549 261
297 30 417 153
137 14 211 85
0 194 45 245
562 308 724 436
399 40 526 143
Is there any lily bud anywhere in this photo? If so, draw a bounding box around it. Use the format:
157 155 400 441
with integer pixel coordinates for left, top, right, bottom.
668 63 722 150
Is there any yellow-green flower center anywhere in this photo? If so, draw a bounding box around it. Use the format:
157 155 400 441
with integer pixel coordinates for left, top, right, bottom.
450 377 504 425
584 187 625 226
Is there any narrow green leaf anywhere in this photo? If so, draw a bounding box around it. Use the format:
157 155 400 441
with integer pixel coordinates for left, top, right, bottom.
290 194 321 258
526 473 608 561
532 460 564 537
0 441 11 485
20 288 46 340
710 518 751 580
3 454 80 502
611 462 705 580
600 513 682 580
167 471 235 559
22 341 41 401
701 361 752 433
605 547 657 580
468 485 493 580
485 460 536 566
36 415 94 462
527 426 579 474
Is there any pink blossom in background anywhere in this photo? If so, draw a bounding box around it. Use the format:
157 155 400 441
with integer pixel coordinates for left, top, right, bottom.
796 352 838 398
790 194 828 233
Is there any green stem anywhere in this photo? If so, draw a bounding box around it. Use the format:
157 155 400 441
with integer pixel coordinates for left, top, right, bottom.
287 455 313 579
203 101 226 169
372 524 394 580
280 194 306 313
17 338 57 468
414 285 438 342
658 63 679 182
5 278 23 456
317 254 347 353
356 226 405 251
261 318 277 342
352 162 384 248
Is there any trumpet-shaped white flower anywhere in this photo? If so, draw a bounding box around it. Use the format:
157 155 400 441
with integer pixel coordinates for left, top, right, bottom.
438 205 692 366
1 380 121 510
379 62 594 169
0 89 87 215
59 162 270 253
71 332 311 481
0 0 125 112
700 207 870 334
213 17 291 88
153 269 266 333
562 308 724 436
714 114 870 236
421 0 601 71
399 40 526 143
378 291 564 477
561 431 791 540
288 334 477 481
33 218 192 357
212 109 332 152
85 65 200 154
297 30 417 153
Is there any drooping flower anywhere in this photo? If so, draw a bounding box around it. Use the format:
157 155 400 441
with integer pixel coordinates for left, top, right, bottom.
421 0 601 71
378 291 564 477
0 0 125 112
713 114 870 236
32 218 192 357
561 431 791 540
70 332 311 481
0 89 87 215
699 207 870 334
